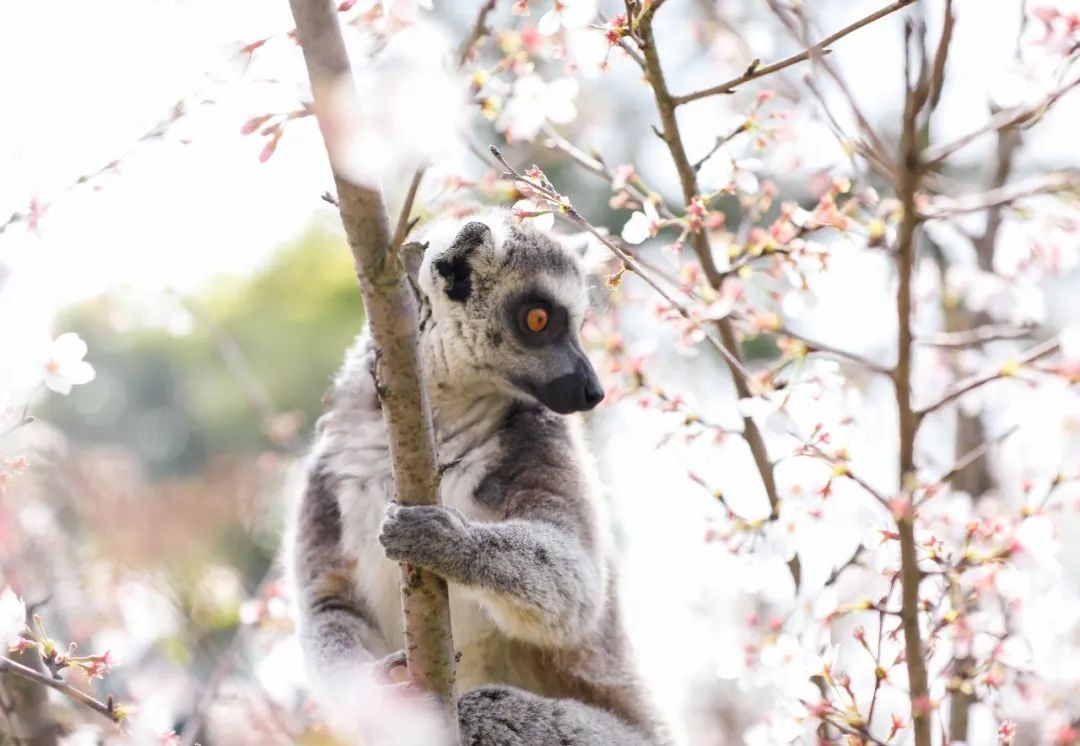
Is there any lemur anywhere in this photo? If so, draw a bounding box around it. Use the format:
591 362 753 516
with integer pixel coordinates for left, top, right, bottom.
291 211 671 746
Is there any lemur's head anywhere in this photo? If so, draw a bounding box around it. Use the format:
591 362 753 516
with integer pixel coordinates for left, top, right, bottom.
416 211 604 415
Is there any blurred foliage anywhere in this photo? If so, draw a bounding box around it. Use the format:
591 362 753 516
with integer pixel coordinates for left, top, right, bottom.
48 223 364 476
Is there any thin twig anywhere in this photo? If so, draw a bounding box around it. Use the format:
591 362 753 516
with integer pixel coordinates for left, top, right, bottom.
915 338 1061 420
540 125 678 219
0 658 121 724
778 327 893 375
924 75 1080 165
920 169 1080 219
915 325 1032 349
673 0 917 105
457 0 498 67
925 426 1019 500
392 168 427 250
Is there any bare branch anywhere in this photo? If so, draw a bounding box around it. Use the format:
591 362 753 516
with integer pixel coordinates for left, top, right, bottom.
392 168 427 250
635 4 800 584
0 657 122 725
287 0 458 721
767 0 897 183
925 75 1080 165
915 325 1032 349
894 21 933 746
674 0 917 105
926 426 1019 499
927 0 955 112
920 169 1080 219
457 0 498 67
778 327 893 375
540 125 678 219
915 338 1061 419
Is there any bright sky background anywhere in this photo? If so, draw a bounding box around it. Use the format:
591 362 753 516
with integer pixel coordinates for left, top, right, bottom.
1 0 1077 346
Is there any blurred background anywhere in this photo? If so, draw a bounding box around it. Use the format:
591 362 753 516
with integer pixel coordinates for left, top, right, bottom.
1 0 1079 744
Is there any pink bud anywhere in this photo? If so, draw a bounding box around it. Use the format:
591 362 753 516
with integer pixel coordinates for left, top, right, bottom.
240 115 271 135
259 137 279 164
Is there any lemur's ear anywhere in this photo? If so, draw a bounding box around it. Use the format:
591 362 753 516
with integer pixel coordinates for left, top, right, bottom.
432 221 493 302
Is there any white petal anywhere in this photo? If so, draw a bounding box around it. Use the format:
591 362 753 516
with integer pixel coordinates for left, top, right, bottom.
66 361 96 386
51 332 88 363
734 169 760 195
512 198 537 215
1061 321 1080 362
736 396 774 421
44 375 73 396
537 9 562 36
0 587 26 647
561 0 596 27
543 79 579 124
643 200 660 222
620 212 651 244
530 211 555 232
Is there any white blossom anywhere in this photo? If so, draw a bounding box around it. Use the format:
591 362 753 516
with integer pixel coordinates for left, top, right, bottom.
1061 321 1080 362
620 201 660 245
330 22 466 186
43 332 95 395
512 199 555 232
537 0 596 36
0 587 26 648
496 75 578 141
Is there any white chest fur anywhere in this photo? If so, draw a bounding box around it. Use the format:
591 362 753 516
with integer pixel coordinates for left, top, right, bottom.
325 394 515 683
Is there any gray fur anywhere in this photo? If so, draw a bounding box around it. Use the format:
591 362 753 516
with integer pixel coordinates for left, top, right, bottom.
291 211 670 745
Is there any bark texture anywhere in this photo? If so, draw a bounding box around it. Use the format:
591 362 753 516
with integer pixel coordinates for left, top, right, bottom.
286 0 458 724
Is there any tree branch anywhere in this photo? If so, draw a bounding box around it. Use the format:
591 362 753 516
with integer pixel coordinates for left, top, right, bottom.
914 325 1032 349
0 657 120 725
674 0 917 105
920 169 1080 219
636 5 799 585
915 337 1061 419
457 0 498 67
894 21 932 746
924 74 1080 166
286 0 458 723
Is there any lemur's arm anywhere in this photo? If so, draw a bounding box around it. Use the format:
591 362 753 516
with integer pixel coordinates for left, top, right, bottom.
379 489 604 647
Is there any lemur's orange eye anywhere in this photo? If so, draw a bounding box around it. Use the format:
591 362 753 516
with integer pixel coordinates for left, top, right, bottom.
526 307 549 333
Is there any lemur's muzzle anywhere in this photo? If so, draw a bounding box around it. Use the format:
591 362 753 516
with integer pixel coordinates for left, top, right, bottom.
531 355 604 415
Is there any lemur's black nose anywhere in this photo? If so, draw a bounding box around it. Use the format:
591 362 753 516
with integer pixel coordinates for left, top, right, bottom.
582 378 604 410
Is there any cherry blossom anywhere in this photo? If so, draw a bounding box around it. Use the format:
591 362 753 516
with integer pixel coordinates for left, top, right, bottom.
42 333 96 396
620 200 661 245
536 0 596 36
0 587 26 649
1061 321 1080 361
496 75 578 141
698 145 763 195
512 198 555 231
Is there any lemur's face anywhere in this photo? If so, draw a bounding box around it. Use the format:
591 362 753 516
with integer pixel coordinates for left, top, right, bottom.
418 215 604 414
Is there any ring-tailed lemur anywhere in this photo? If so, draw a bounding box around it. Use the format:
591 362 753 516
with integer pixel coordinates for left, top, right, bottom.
291 211 671 746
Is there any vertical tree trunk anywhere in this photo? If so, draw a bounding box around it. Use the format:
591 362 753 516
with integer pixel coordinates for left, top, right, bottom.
286 0 458 733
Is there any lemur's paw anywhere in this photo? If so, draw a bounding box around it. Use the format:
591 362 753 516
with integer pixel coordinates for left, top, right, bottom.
378 502 471 568
371 649 408 685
